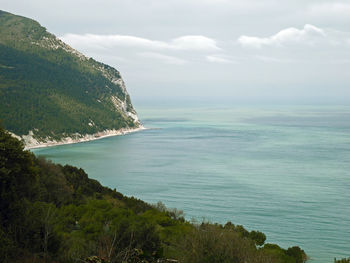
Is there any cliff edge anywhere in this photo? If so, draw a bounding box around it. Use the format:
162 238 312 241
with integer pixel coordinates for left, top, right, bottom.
0 10 142 148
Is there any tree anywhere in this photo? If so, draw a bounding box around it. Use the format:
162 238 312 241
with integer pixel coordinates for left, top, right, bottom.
286 246 307 263
249 231 266 246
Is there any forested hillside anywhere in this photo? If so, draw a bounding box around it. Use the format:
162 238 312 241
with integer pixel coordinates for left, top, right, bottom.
0 10 140 144
0 126 308 263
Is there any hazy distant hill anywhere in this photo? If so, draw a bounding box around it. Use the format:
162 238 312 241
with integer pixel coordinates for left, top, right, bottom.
0 10 141 147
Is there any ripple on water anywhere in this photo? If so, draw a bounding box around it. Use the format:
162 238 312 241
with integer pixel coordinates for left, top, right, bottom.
32 105 350 263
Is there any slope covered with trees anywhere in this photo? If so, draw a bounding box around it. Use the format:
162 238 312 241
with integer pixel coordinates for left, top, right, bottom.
0 10 140 144
0 126 307 263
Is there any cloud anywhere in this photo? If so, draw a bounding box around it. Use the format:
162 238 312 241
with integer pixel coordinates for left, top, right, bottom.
255 55 296 63
138 52 187 65
331 59 350 64
307 2 350 17
206 54 236 64
60 34 220 52
171 36 221 51
238 24 326 48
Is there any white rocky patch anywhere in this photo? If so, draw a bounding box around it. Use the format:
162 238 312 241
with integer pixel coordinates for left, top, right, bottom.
32 35 87 61
127 111 139 122
110 95 139 123
111 78 127 94
111 95 126 111
9 132 22 141
21 130 41 146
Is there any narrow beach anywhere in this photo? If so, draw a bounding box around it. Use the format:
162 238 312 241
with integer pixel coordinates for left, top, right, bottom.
24 126 146 150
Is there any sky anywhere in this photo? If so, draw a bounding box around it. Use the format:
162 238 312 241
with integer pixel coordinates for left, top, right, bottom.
1 0 350 104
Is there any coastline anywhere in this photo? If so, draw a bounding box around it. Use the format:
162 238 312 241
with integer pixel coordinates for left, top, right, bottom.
24 126 147 150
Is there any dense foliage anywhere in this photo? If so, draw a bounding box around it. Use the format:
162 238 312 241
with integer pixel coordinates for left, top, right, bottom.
0 126 308 263
0 10 138 140
335 258 350 263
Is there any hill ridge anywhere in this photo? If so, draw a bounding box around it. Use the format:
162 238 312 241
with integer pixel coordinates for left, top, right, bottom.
0 10 142 148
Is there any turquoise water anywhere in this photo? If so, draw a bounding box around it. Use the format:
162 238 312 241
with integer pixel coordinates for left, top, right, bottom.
32 105 350 262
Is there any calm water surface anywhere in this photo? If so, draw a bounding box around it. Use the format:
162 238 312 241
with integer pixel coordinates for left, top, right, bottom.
33 105 350 262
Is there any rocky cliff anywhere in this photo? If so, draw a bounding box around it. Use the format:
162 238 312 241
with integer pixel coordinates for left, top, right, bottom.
0 10 142 148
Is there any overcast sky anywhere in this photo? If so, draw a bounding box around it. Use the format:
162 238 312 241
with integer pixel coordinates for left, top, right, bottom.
2 0 350 104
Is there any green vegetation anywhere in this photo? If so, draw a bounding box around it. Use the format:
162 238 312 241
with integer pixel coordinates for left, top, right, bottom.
335 258 350 263
0 126 307 263
0 10 139 142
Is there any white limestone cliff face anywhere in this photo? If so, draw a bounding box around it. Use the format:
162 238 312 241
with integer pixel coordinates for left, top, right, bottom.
110 94 139 124
98 68 140 124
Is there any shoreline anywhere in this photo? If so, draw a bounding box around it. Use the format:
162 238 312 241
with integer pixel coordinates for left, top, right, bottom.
24 126 147 150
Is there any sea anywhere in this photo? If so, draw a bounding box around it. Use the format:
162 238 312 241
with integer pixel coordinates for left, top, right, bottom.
32 103 350 263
